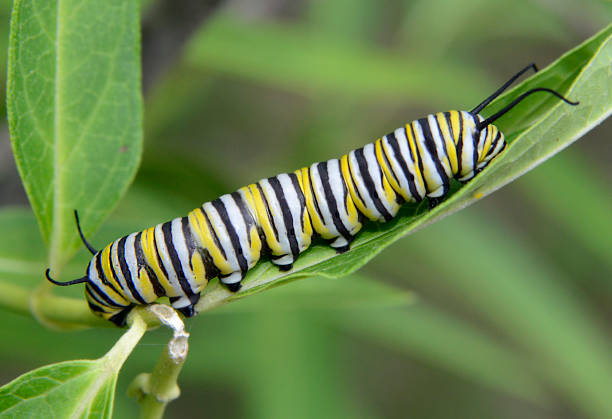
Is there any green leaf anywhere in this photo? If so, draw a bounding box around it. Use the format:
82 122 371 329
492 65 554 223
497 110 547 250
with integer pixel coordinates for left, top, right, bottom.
194 24 612 312
0 314 146 418
7 0 143 270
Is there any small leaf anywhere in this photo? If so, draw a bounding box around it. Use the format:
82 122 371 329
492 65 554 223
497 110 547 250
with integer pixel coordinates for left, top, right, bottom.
0 313 146 418
194 24 612 313
7 0 143 270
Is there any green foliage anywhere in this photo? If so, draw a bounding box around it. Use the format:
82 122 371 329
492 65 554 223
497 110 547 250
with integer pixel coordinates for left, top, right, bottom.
1 1 611 419
7 0 142 270
0 315 146 418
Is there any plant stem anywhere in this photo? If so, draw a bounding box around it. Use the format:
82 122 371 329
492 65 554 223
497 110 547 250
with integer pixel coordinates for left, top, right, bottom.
0 280 110 328
132 305 190 419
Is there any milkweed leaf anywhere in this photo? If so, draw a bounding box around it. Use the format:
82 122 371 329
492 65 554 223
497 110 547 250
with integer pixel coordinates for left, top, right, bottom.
7 0 143 270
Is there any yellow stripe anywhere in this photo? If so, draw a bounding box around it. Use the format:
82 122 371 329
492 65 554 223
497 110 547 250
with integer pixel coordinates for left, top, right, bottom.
188 208 233 275
406 123 428 193
136 267 157 302
376 138 407 201
297 167 330 238
481 126 495 160
99 245 130 305
293 169 314 242
341 154 377 220
140 227 174 294
239 187 264 261
450 111 461 145
246 184 285 255
374 140 401 210
436 112 458 175
189 252 208 289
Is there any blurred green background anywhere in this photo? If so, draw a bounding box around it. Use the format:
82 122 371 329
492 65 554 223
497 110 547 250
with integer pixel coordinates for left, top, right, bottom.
1 0 611 418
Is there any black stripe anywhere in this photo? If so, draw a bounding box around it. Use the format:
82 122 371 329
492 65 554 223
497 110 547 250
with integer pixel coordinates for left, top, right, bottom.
486 131 503 158
318 162 353 240
307 166 326 221
152 228 169 279
444 112 458 176
268 176 300 259
232 192 255 246
256 182 279 241
134 232 165 297
117 236 146 304
346 154 367 209
353 148 393 221
201 208 227 259
289 173 307 233
86 285 113 308
408 124 426 193
87 301 108 313
211 198 249 275
433 116 452 166
418 118 450 194
471 122 479 174
181 217 198 275
200 248 219 279
379 139 405 204
87 280 123 308
337 162 351 214
386 131 421 201
456 112 464 176
161 222 193 296
94 252 122 296
106 243 125 297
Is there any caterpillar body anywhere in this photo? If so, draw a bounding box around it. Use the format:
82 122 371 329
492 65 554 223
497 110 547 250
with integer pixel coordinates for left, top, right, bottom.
45 65 578 326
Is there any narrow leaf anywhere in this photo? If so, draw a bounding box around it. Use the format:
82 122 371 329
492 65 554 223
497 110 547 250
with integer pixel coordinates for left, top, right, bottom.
7 0 143 270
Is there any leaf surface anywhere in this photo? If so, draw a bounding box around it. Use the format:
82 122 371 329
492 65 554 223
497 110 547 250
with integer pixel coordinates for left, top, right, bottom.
7 0 142 269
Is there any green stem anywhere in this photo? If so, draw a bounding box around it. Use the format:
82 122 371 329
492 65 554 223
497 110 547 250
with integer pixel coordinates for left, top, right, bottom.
0 280 111 328
130 305 190 419
138 341 188 419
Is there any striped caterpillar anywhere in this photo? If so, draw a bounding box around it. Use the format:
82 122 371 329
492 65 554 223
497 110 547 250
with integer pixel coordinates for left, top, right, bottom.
46 64 578 326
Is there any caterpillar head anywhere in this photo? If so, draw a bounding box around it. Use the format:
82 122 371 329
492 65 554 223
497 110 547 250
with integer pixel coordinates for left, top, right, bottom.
461 64 578 181
473 116 506 176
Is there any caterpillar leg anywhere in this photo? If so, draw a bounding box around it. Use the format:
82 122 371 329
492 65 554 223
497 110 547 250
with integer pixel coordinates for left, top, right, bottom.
220 271 244 292
169 293 201 317
330 235 353 254
428 196 445 209
108 305 135 327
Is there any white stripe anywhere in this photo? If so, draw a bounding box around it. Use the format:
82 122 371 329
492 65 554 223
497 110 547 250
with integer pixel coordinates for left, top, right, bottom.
124 233 148 302
220 193 257 267
278 173 309 252
412 121 444 196
327 159 361 234
154 224 185 297
348 149 384 221
171 218 197 291
363 143 399 217
109 240 131 300
394 127 426 199
459 113 476 179
260 178 291 257
310 163 339 238
427 114 453 178
202 202 240 274
88 260 124 306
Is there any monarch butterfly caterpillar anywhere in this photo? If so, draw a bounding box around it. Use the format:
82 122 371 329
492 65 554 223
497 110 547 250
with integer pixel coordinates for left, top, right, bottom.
46 64 578 326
